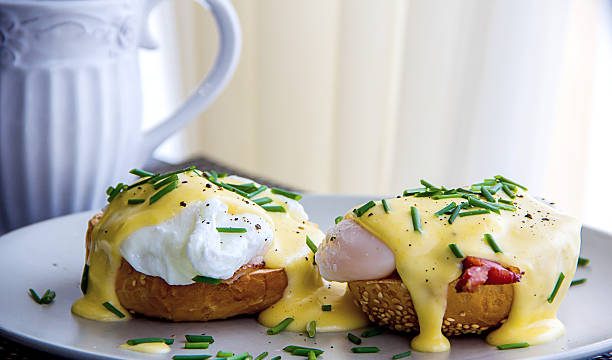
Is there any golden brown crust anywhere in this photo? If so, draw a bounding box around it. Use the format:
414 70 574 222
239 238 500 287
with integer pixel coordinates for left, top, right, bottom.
87 213 288 322
348 275 513 336
116 260 288 321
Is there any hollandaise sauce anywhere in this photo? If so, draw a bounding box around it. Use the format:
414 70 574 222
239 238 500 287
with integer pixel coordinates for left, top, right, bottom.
347 178 580 352
72 169 367 332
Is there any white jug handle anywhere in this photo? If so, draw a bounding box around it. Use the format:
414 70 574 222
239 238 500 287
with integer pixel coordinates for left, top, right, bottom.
139 0 241 160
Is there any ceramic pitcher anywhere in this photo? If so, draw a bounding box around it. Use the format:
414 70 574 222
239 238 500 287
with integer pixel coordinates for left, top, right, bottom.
0 0 241 233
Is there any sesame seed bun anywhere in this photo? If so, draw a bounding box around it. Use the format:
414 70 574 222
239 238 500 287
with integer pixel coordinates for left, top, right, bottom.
348 274 513 336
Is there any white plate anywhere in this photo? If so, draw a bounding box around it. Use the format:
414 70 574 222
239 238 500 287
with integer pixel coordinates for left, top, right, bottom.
0 194 610 360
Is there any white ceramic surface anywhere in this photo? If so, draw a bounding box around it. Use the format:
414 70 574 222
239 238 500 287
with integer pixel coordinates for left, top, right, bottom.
0 194 610 359
0 0 241 233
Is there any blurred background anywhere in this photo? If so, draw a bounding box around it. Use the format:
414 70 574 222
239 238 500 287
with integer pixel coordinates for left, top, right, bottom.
140 0 612 232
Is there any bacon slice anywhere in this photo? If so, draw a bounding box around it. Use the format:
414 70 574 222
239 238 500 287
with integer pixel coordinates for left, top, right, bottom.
455 256 522 292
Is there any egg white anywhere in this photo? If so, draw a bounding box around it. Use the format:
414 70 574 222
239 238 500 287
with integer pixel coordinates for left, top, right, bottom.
120 198 274 285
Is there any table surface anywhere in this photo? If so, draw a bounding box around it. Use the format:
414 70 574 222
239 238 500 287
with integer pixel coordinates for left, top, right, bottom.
1 157 610 360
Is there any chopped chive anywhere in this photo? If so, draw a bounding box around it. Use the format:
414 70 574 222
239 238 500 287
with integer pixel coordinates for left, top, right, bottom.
410 206 422 233
334 215 344 224
172 355 212 360
415 190 442 198
435 202 457 216
227 353 250 360
497 342 529 350
80 264 89 295
499 198 514 205
495 175 528 190
107 183 126 202
127 176 152 190
392 351 412 359
467 196 500 213
102 301 125 318
127 198 145 205
351 347 380 353
431 194 465 200
306 236 317 254
39 289 56 304
353 201 376 217
547 272 565 303
473 180 497 187
571 278 587 286
283 346 323 355
449 202 466 224
130 168 155 178
185 335 214 343
150 166 197 184
502 184 516 199
231 182 259 193
403 187 426 196
28 289 41 304
153 174 179 189
381 199 391 213
106 186 114 195
489 183 503 194
270 357 281 360
220 182 250 197
347 333 362 345
262 205 286 213
361 326 385 338
321 304 332 311
184 342 210 349
448 243 464 258
254 352 268 360
308 351 316 360
459 209 490 217
484 233 502 253
127 337 174 346
577 257 590 266
420 179 439 190
216 351 234 358
149 180 178 204
271 187 302 201
253 197 273 206
267 317 294 335
306 320 316 338
192 275 222 285
480 186 496 202
495 203 517 211
292 348 324 356
216 227 247 233
247 185 268 198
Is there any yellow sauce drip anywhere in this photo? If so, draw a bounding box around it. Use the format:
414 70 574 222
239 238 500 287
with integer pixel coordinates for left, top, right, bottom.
119 342 170 354
72 173 366 332
348 193 580 352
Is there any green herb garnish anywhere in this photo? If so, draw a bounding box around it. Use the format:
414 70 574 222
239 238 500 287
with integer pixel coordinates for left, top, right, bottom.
435 202 457 216
80 264 89 294
267 317 294 335
306 236 317 254
172 355 212 360
361 326 385 338
547 272 565 303
458 209 490 217
570 278 587 286
184 342 210 349
185 335 214 343
306 320 316 338
448 243 464 258
577 257 590 266
497 342 529 350
216 351 234 358
127 198 145 205
253 197 273 206
126 337 174 346
334 215 344 224
410 206 422 233
484 233 502 253
262 205 286 213
247 185 268 198
130 168 155 178
254 352 268 360
102 301 125 318
382 199 391 213
351 347 380 353
353 201 376 217
347 333 362 345
216 227 247 233
321 304 332 311
392 351 412 359
271 187 302 200
149 180 178 204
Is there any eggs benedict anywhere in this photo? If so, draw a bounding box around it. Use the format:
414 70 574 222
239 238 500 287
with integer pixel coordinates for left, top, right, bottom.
315 176 581 352
72 167 367 332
